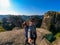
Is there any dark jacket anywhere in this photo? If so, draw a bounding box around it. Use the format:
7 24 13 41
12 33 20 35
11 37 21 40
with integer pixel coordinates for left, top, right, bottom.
28 24 37 39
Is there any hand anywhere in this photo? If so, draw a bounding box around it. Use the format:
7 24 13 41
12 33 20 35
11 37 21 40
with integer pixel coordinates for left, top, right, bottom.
28 38 32 44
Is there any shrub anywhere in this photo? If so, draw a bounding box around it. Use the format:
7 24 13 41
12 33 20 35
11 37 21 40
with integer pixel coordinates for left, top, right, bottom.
55 33 60 39
45 34 56 42
0 26 6 32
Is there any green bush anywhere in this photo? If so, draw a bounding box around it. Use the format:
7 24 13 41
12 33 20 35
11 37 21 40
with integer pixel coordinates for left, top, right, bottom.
0 26 6 32
55 33 60 39
45 34 55 42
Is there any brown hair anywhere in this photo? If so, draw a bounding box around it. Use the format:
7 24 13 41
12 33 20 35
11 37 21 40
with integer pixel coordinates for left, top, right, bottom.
22 21 29 28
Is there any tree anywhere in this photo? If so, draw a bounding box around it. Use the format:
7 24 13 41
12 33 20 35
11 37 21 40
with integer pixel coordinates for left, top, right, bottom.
10 15 24 28
2 18 15 30
2 15 24 30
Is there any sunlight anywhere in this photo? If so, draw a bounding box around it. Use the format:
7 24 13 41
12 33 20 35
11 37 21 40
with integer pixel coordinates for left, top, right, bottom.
0 0 20 15
0 0 10 8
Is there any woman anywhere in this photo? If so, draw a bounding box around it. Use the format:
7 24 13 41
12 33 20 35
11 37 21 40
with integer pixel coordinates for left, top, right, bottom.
22 21 29 45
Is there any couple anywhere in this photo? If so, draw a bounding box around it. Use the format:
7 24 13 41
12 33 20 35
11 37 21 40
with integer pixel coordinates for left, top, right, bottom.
23 19 37 45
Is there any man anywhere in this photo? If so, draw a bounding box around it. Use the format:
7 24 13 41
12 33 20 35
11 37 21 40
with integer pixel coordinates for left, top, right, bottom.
28 19 37 45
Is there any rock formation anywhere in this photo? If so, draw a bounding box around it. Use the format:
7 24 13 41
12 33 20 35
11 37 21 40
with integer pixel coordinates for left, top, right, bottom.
41 11 60 34
41 11 57 30
0 28 51 45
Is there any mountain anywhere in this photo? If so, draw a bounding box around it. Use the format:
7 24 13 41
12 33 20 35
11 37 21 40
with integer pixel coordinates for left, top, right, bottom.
0 15 44 21
0 15 9 21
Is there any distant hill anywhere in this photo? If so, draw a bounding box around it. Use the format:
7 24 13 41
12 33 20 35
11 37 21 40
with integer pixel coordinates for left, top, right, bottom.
0 15 9 21
0 15 44 21
21 15 44 21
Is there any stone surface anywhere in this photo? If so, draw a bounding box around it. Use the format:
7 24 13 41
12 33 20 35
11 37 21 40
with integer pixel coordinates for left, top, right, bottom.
0 28 51 45
53 38 60 45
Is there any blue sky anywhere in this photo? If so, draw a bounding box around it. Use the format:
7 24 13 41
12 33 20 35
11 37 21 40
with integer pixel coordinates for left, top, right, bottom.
0 0 60 15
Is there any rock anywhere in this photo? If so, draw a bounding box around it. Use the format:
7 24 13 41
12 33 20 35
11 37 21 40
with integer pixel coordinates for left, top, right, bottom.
12 27 20 30
53 38 60 45
36 28 51 45
0 28 51 45
41 11 56 30
41 11 60 34
0 29 25 45
39 38 51 45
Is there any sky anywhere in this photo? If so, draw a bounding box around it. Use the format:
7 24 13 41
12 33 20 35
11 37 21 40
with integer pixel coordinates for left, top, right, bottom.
0 0 60 15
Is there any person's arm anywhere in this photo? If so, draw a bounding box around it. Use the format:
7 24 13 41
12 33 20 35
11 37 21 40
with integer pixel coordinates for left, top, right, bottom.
28 28 32 43
28 28 30 38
